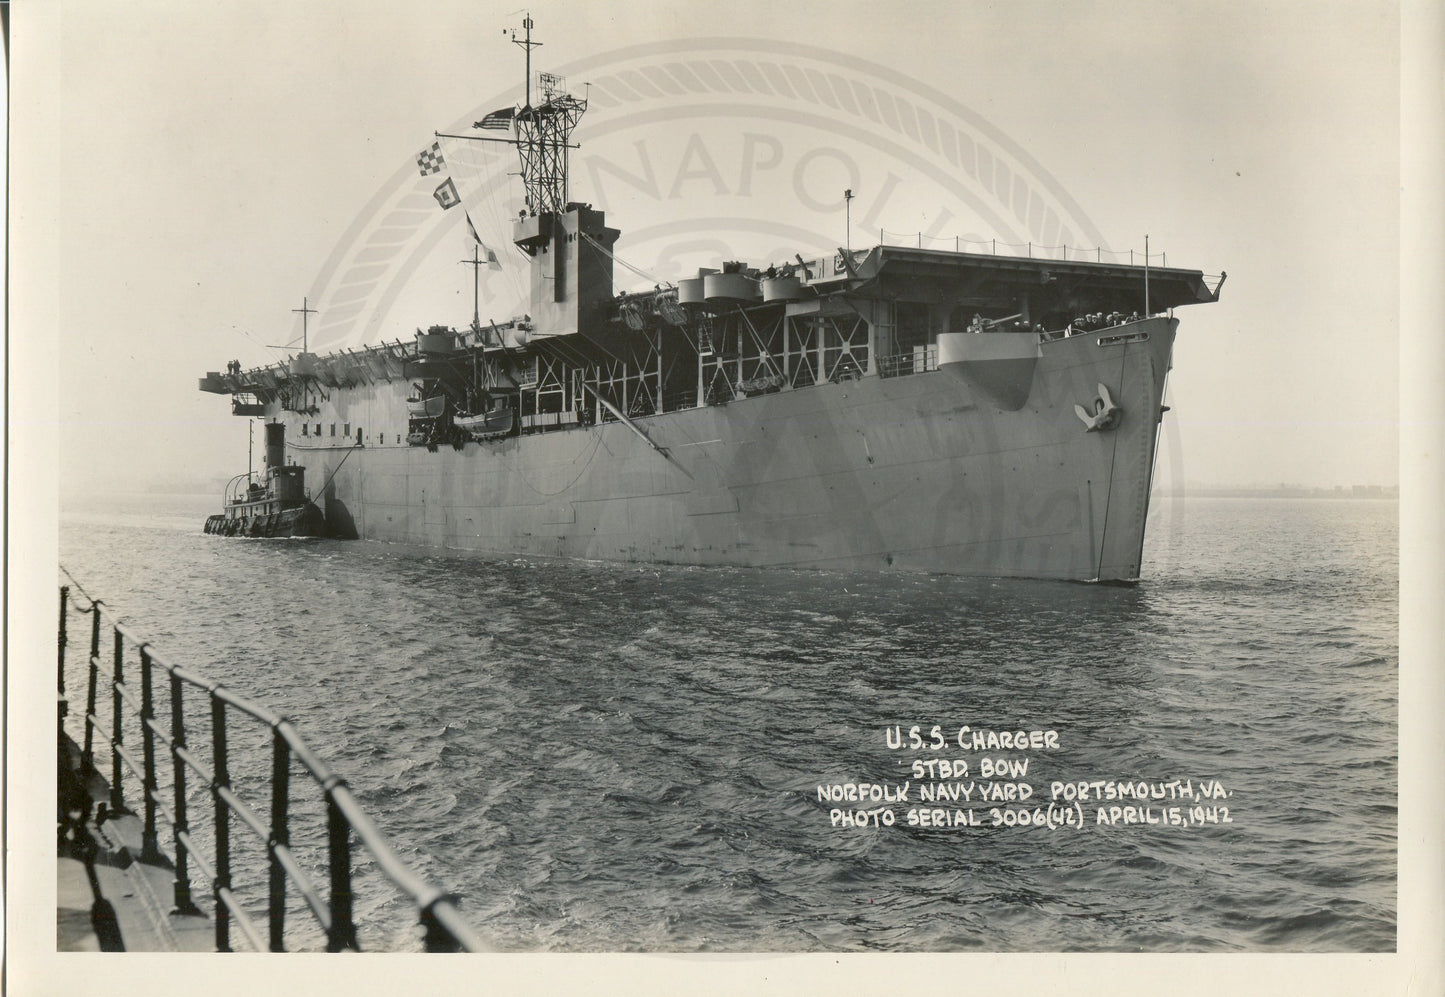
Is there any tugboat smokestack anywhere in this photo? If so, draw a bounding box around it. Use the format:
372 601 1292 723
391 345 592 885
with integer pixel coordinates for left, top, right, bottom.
265 422 286 469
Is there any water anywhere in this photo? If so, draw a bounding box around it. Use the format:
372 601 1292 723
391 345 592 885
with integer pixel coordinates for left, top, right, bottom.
57 494 1397 952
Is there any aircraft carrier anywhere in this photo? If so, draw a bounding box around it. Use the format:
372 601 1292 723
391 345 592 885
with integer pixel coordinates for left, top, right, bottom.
200 18 1222 582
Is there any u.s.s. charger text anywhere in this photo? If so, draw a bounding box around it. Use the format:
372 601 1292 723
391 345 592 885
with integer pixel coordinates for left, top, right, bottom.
814 726 1234 831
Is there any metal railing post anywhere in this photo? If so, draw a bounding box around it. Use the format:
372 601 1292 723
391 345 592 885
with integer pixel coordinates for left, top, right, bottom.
422 898 463 953
268 728 291 951
89 602 102 673
57 586 69 704
169 671 202 914
83 611 102 771
211 695 232 952
110 628 126 814
139 647 162 862
326 787 358 952
58 573 489 954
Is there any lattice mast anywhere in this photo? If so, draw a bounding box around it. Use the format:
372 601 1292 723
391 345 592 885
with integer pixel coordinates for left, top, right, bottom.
508 15 587 217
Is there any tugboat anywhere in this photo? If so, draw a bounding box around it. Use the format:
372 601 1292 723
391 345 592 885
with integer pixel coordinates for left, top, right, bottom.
203 423 328 537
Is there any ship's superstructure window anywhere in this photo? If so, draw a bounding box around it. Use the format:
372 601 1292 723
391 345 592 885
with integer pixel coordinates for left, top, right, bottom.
315 423 322 436
330 424 336 437
343 423 350 437
301 424 308 437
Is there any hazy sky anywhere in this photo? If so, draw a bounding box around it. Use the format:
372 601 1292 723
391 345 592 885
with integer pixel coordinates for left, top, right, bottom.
17 0 1402 496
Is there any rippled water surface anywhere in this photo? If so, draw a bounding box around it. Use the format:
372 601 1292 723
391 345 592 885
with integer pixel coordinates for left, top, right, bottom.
58 495 1397 952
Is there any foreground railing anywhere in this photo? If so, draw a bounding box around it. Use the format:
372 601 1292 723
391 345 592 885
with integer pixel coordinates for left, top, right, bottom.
57 572 484 952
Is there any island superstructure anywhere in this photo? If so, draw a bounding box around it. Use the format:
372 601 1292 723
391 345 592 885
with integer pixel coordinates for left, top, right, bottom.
200 18 1223 581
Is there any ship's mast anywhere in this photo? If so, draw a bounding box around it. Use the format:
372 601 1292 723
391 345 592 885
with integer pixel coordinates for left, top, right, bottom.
512 14 537 117
506 15 587 216
292 296 317 353
462 245 485 332
437 17 587 218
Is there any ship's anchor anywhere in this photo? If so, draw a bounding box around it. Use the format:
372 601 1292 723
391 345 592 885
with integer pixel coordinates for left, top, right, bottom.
1074 383 1122 432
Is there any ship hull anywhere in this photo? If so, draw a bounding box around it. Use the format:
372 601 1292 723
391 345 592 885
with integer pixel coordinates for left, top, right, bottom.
289 319 1174 581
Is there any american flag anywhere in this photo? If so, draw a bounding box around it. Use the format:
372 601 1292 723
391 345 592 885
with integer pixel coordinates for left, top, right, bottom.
476 106 515 130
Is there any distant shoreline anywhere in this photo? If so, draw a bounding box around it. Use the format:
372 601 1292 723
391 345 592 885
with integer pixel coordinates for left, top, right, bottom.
1155 487 1398 500
61 486 1402 505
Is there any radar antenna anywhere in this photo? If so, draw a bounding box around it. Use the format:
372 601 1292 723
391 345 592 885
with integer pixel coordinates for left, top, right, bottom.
506 15 586 216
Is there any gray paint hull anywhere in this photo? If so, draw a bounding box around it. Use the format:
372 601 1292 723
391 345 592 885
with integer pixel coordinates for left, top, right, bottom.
289 319 1174 581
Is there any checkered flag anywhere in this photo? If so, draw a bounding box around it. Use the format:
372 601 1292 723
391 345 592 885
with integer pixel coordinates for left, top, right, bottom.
417 142 446 176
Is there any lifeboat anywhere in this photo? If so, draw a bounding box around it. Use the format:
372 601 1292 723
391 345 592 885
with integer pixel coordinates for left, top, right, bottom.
407 394 446 418
655 294 687 326
453 396 515 440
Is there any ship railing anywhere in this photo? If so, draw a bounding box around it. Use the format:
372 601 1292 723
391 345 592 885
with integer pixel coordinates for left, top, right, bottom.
224 471 263 507
56 572 486 953
876 229 1172 266
231 394 267 417
875 347 939 379
239 338 420 386
520 409 580 432
659 385 700 413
